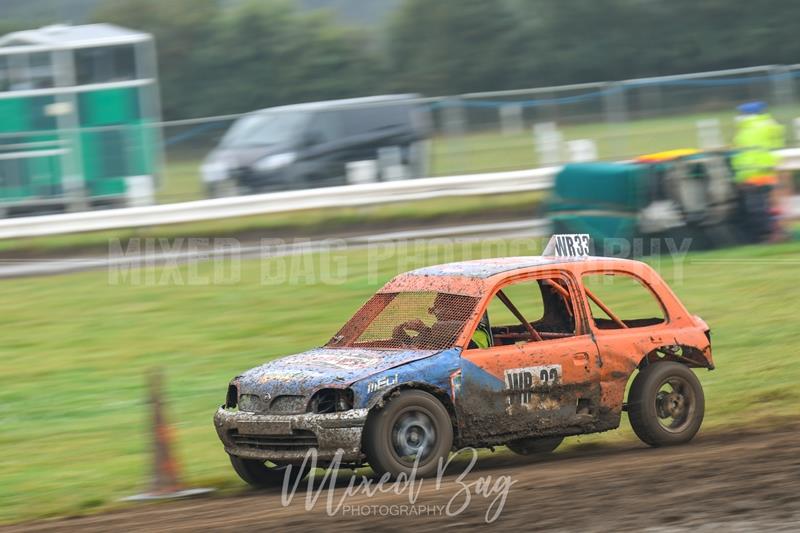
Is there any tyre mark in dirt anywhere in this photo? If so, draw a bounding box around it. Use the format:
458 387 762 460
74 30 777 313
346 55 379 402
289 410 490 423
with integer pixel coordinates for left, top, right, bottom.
5 425 799 532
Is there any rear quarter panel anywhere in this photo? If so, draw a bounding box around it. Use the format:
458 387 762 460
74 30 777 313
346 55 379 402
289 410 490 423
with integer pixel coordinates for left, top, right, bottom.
573 260 713 416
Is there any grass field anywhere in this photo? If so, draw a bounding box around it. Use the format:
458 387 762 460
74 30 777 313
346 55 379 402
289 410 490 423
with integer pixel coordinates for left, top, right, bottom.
0 239 798 523
0 191 545 257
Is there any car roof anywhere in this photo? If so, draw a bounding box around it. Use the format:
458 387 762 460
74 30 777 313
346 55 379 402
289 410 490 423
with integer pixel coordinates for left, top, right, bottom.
407 256 625 279
381 256 641 297
252 94 421 114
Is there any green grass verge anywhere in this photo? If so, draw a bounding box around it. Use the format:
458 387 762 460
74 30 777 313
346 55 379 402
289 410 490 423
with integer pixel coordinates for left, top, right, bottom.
0 192 545 257
0 239 798 523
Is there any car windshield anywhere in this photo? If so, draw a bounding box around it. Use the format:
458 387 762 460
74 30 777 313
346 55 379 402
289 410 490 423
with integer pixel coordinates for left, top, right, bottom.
326 291 479 351
221 110 309 147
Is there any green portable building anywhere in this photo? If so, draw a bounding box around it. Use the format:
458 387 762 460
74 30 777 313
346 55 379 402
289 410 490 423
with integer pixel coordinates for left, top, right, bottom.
0 24 163 214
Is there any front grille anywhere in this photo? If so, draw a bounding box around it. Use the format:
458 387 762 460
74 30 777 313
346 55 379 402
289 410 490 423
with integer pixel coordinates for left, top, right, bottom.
238 394 306 414
238 394 269 413
229 429 319 452
269 395 306 414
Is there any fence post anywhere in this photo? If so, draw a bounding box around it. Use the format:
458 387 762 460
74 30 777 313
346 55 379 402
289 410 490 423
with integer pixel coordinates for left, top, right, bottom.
500 103 524 136
697 119 724 150
769 65 795 127
533 122 563 165
442 97 469 174
603 81 629 159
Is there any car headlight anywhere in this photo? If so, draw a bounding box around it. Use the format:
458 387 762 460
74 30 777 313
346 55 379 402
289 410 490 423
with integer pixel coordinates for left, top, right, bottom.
201 160 230 183
309 388 354 414
253 152 296 171
225 380 239 409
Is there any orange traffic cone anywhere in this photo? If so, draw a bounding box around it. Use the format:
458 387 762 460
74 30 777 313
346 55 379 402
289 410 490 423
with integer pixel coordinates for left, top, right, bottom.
121 369 215 501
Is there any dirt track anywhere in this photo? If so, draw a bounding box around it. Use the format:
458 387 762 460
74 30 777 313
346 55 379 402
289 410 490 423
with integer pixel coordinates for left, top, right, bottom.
7 426 800 532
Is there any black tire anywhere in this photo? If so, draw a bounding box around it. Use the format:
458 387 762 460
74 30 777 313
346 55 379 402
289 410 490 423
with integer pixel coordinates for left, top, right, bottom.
364 390 453 478
229 455 309 489
628 362 705 447
506 436 564 456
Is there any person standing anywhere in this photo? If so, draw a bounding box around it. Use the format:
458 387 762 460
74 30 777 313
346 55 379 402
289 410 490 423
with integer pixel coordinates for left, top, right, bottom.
730 101 786 241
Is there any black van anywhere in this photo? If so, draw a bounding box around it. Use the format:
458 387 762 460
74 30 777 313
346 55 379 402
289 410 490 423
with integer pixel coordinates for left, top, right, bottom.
201 95 429 196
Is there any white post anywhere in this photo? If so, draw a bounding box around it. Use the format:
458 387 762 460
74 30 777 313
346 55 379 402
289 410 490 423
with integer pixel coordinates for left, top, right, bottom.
377 146 405 181
697 119 723 149
125 176 155 207
346 161 378 184
566 139 598 162
533 122 563 165
500 104 524 136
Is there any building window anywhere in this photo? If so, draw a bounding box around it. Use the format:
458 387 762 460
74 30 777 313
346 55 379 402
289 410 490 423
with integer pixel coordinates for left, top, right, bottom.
75 45 137 85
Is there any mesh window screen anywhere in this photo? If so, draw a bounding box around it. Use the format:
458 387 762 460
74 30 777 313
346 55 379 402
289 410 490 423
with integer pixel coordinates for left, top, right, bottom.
328 292 479 351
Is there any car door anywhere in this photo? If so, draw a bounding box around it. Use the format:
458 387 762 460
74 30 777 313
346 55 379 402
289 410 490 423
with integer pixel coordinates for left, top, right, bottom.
457 271 602 442
578 270 673 421
296 110 347 185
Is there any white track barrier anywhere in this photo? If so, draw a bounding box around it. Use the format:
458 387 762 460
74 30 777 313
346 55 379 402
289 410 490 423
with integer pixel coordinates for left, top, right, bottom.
0 167 558 239
1 148 799 240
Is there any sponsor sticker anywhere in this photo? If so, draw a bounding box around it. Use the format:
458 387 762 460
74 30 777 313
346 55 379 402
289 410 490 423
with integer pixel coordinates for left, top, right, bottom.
367 373 399 393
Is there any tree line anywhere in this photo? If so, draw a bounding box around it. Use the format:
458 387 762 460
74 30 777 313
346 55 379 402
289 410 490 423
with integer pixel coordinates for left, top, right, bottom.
91 0 800 120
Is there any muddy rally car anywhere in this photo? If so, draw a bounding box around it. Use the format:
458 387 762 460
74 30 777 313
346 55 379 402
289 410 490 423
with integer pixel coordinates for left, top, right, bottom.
214 235 714 486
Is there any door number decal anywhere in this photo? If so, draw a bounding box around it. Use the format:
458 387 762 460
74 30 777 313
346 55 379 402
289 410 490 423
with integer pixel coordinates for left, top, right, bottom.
504 365 562 405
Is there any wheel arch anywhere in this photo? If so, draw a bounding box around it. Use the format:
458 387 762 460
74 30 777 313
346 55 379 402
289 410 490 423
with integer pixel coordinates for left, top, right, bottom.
617 345 712 409
637 344 714 371
363 382 460 448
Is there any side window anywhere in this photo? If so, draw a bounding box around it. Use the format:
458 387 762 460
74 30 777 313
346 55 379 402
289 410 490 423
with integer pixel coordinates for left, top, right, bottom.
341 105 409 136
470 278 576 349
582 273 665 329
1 53 54 91
0 56 8 91
306 111 341 145
28 53 54 89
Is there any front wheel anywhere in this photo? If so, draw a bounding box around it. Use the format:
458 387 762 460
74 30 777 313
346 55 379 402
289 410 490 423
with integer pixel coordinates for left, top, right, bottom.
229 455 309 489
627 362 705 447
364 390 453 478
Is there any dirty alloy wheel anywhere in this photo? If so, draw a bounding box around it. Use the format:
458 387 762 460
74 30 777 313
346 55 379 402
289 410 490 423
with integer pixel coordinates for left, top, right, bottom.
627 362 705 447
229 455 309 489
506 436 564 456
364 390 453 478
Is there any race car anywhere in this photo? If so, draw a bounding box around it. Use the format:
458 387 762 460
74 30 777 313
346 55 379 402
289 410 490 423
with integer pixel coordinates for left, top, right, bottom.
214 235 714 486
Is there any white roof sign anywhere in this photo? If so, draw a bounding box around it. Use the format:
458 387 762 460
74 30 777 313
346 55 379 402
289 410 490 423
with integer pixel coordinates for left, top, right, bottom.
543 234 592 257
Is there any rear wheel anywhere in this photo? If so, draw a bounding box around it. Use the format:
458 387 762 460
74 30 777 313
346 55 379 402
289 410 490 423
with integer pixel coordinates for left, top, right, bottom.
229 455 309 489
627 362 705 447
364 390 453 478
506 436 563 456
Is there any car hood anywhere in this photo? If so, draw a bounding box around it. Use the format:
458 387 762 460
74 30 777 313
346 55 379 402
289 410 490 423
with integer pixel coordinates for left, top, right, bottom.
207 143 294 168
237 347 439 397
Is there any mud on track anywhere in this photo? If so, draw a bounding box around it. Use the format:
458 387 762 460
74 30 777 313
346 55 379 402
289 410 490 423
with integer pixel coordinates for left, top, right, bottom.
6 425 800 532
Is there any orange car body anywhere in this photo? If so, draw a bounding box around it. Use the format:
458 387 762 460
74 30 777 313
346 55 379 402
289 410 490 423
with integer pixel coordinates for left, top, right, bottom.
216 249 713 463
382 256 713 445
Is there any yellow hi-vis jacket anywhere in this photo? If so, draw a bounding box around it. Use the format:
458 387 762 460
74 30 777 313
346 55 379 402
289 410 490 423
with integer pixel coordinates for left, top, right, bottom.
731 113 785 185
